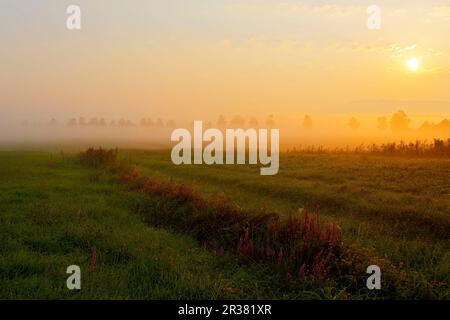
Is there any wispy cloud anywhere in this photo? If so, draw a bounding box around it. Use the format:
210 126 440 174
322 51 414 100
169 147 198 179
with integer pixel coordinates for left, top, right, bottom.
388 43 443 59
428 4 450 20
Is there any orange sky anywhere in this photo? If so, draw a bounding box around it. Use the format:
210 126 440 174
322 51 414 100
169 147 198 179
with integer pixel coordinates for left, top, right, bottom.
1 0 450 126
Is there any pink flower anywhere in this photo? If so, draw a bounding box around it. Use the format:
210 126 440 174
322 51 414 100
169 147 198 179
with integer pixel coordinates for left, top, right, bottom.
89 247 97 272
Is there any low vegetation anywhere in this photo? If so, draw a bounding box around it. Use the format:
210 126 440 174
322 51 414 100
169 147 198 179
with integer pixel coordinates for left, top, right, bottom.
79 147 118 167
117 164 350 284
1 148 448 299
290 139 450 157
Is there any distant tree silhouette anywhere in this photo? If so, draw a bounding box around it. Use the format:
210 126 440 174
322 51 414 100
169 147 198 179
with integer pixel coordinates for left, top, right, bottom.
265 114 275 128
419 121 432 131
140 118 155 127
303 115 313 128
166 120 176 127
156 118 164 127
147 118 155 127
419 119 450 132
89 118 99 126
99 118 107 127
205 121 213 129
126 120 136 127
248 117 259 128
230 115 246 128
217 115 227 128
437 119 450 131
79 117 86 126
377 116 388 130
67 118 77 127
48 118 58 127
390 110 410 131
348 117 360 130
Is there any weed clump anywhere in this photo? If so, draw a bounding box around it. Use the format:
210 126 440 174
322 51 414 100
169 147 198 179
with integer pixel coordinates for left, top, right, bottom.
79 147 118 167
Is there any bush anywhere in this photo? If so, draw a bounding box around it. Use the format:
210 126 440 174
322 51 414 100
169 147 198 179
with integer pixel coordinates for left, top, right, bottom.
79 147 118 167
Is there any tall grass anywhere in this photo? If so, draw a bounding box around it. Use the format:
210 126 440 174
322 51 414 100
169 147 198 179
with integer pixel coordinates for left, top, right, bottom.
115 163 354 284
79 147 118 167
289 139 450 157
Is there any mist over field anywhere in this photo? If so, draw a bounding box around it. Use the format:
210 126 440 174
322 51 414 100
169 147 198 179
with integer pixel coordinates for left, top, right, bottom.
1 111 449 151
2 1 450 152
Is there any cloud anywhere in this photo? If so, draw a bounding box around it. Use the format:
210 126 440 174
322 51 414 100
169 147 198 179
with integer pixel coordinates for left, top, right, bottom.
388 43 443 59
428 4 450 20
216 37 438 57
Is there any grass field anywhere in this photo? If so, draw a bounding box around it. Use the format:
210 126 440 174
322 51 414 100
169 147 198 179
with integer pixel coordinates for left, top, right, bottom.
0 150 449 299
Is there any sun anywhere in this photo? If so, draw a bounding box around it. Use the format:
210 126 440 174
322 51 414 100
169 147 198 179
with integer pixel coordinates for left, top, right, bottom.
406 58 421 72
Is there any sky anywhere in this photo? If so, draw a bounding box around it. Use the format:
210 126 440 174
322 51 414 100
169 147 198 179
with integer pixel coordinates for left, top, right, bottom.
1 0 450 127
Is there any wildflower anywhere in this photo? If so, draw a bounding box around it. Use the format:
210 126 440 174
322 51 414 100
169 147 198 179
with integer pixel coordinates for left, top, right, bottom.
89 247 97 273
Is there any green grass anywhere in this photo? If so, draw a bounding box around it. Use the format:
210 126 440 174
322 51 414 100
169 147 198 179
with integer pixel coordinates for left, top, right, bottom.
0 151 287 299
121 150 450 299
0 150 448 299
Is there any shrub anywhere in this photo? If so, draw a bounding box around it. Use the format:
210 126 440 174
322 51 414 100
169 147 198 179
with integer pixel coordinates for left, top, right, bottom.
79 147 118 167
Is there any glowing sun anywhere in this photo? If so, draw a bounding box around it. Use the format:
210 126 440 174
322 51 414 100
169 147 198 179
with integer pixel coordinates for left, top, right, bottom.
406 58 421 72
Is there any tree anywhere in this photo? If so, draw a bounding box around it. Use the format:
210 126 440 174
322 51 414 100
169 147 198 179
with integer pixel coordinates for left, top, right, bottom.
67 118 77 127
265 114 275 128
230 115 246 128
125 119 136 127
217 115 227 128
348 117 360 130
48 118 58 127
390 110 410 131
99 118 107 127
89 118 99 126
248 117 259 128
437 119 450 131
303 115 313 128
377 116 388 130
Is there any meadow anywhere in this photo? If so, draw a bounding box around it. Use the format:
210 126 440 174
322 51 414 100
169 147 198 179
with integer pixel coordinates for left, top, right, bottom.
0 149 448 299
